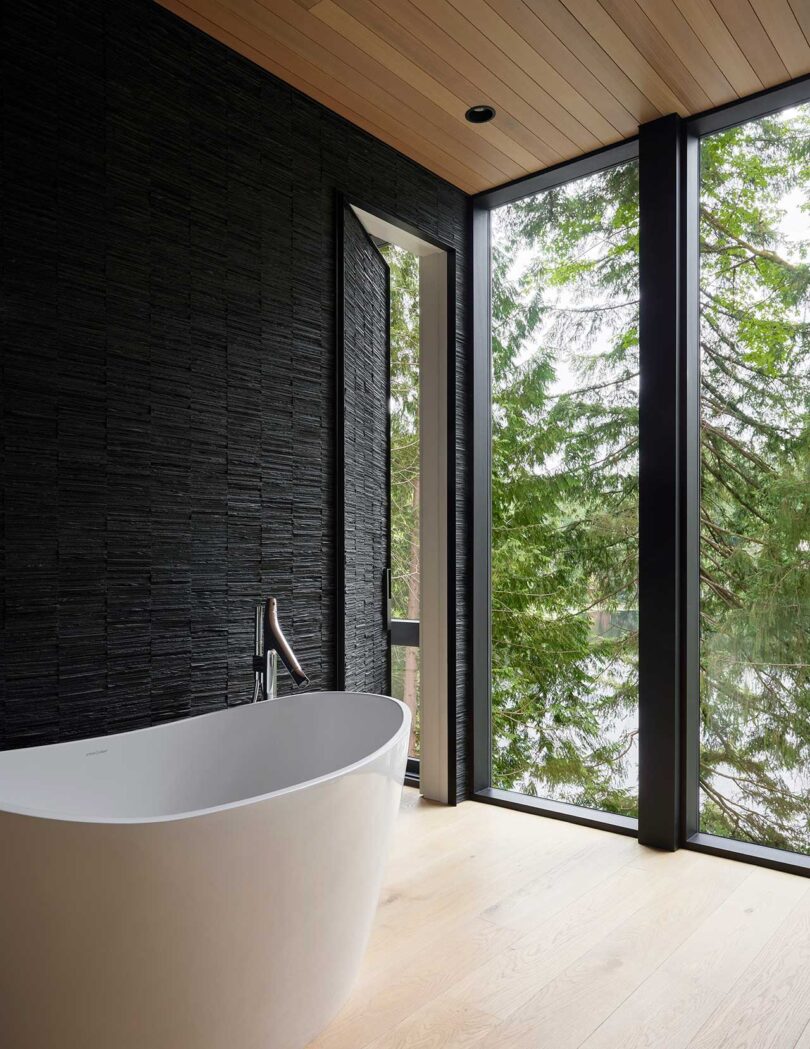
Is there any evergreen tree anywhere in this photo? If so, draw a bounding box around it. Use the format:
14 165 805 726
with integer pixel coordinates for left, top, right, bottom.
488 107 810 851
385 245 421 756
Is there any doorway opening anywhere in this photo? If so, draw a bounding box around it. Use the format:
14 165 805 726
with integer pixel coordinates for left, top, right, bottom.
340 202 453 803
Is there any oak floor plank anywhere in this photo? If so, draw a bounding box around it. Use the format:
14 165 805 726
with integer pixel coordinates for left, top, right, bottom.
363 997 499 1049
468 854 749 1048
686 886 810 1049
369 819 588 948
580 868 809 1049
309 917 517 1049
439 849 693 1021
307 790 810 1049
479 831 640 931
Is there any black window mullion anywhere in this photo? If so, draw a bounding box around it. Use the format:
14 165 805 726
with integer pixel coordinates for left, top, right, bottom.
680 128 701 843
638 113 686 851
471 202 492 795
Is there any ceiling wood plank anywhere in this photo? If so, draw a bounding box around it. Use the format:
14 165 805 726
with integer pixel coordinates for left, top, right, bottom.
312 0 542 176
407 0 601 153
636 0 735 105
787 0 810 47
597 0 714 112
445 0 621 142
384 0 581 157
160 0 473 186
486 0 638 138
331 0 564 167
672 0 761 97
252 0 531 179
710 0 791 86
522 0 660 124
749 0 810 79
369 0 568 165
559 0 691 115
160 0 810 193
158 0 483 190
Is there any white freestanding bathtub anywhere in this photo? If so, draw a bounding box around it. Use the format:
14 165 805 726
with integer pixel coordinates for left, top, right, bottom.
0 691 410 1049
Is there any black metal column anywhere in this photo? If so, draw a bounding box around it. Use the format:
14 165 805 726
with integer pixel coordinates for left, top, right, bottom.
638 114 685 850
680 131 701 842
471 202 492 793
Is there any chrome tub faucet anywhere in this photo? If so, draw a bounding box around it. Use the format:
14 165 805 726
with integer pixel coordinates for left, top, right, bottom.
252 597 310 702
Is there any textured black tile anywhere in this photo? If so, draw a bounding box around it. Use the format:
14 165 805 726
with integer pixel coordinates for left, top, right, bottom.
0 0 471 798
341 206 390 696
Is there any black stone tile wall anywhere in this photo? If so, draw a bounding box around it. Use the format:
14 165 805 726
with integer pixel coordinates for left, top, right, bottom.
340 205 391 697
0 0 471 799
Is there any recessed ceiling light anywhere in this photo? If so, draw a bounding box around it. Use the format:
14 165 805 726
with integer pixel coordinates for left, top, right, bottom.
465 105 496 124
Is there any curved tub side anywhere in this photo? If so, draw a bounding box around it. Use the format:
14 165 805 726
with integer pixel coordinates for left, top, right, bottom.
0 729 408 1049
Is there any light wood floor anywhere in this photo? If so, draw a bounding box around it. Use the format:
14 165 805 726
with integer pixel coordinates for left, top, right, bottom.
309 787 810 1049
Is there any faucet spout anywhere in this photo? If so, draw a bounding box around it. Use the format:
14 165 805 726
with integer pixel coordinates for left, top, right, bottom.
265 598 309 687
252 597 309 701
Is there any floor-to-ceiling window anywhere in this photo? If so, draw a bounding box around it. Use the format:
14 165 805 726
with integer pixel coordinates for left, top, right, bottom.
385 243 421 763
488 160 640 819
698 103 810 856
474 85 810 873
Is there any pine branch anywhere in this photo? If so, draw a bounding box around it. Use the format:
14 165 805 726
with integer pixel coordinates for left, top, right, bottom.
699 567 742 608
701 517 766 547
701 207 802 272
702 376 789 438
546 300 638 315
701 419 774 473
701 459 770 525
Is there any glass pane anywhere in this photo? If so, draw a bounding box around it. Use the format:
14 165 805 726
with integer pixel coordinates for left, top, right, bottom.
385 243 420 757
490 161 640 817
385 245 420 622
699 105 810 855
391 645 420 758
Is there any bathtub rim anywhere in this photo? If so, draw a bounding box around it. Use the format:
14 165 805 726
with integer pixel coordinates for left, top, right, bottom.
0 692 410 826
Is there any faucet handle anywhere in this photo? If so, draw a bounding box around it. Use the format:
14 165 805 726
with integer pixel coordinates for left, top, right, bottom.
251 597 309 702
252 603 264 702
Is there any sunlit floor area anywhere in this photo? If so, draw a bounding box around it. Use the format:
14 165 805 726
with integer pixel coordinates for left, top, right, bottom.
309 788 810 1049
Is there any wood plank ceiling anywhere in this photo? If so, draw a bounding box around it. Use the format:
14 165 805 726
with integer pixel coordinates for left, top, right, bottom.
158 0 810 193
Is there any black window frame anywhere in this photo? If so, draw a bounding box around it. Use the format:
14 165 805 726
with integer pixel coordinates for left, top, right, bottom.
471 75 810 877
471 138 640 838
683 78 810 876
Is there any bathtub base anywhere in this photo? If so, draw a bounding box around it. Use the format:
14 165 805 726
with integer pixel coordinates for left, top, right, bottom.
0 695 409 1049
